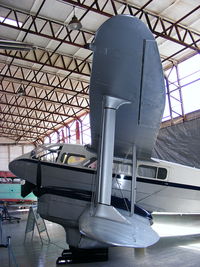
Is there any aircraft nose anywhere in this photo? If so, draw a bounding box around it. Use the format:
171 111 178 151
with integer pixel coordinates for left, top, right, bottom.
9 160 19 176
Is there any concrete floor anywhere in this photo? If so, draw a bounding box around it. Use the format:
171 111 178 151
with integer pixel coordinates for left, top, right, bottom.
1 210 200 267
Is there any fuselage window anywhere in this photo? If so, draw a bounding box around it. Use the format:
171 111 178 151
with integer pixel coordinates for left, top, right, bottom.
157 167 167 180
138 165 157 178
138 165 167 180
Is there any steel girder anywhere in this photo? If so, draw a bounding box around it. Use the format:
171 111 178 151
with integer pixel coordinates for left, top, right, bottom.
0 58 90 142
1 2 198 68
0 2 92 142
0 91 88 124
0 124 46 138
59 0 200 52
1 110 59 127
0 59 90 138
1 116 55 132
0 62 89 97
0 131 39 141
0 88 89 116
0 99 64 120
0 48 91 77
0 99 87 142
0 82 89 142
0 1 199 142
0 3 199 60
0 12 92 142
0 4 93 48
164 64 185 123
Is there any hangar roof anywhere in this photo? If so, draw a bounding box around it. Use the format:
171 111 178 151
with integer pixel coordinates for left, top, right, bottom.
0 0 199 143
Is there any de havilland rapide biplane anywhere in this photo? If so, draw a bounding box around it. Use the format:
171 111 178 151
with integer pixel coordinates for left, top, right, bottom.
9 15 200 263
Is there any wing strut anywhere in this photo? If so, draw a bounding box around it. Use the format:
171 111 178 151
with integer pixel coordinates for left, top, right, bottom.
96 95 130 211
131 145 137 215
93 95 130 222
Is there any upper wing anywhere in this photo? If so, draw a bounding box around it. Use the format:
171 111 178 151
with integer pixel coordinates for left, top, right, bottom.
89 15 165 159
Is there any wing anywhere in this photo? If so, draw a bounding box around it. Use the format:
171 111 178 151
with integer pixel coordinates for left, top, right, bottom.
89 15 165 159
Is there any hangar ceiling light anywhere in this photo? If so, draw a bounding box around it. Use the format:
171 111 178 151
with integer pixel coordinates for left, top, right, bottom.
68 7 82 30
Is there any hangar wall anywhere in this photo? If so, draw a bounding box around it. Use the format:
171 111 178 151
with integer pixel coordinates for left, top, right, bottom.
1 116 200 171
0 144 34 171
153 117 200 169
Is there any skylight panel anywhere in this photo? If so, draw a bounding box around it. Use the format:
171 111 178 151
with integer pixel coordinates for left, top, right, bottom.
0 16 22 27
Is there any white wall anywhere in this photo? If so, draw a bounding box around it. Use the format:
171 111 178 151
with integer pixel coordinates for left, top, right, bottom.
0 144 34 171
0 146 9 171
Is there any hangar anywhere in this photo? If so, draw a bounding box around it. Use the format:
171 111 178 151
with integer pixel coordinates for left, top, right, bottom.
0 0 200 266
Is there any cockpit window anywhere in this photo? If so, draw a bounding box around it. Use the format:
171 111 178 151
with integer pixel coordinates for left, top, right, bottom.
83 157 97 169
138 165 167 180
60 153 68 164
31 145 62 163
60 153 86 166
